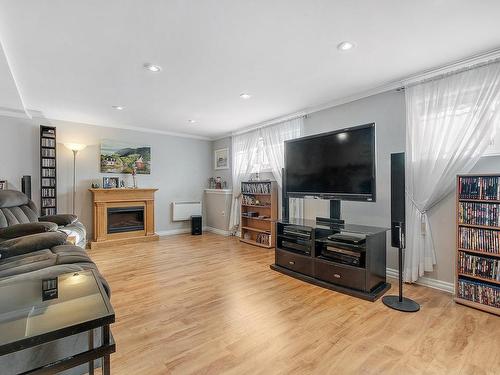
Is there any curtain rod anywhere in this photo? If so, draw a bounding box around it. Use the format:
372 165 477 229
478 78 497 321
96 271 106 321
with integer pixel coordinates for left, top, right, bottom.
402 48 500 88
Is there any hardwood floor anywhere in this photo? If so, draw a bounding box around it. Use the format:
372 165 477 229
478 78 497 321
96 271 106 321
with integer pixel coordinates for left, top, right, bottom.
88 233 500 375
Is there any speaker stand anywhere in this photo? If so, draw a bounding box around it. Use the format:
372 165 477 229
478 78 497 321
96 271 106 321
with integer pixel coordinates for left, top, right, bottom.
382 246 420 312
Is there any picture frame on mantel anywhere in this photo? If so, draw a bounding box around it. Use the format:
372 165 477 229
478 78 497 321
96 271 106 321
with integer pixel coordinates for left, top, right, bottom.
214 148 229 170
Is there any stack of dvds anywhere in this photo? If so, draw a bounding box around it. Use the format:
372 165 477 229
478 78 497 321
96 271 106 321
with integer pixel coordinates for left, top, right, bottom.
459 176 500 200
459 227 500 255
459 202 500 227
241 182 271 194
457 278 500 308
458 252 500 281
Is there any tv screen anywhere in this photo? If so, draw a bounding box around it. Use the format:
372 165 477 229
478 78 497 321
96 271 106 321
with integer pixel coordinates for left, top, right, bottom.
285 123 376 201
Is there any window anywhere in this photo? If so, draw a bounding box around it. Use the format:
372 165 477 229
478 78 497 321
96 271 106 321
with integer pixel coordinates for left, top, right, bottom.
250 137 272 173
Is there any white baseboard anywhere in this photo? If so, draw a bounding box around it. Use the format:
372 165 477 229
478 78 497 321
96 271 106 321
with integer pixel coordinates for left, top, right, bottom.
157 228 191 236
157 226 231 237
386 267 454 294
204 226 231 236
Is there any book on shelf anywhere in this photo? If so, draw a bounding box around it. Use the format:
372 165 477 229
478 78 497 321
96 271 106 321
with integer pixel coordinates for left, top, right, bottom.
458 252 500 281
457 278 500 308
241 182 271 194
459 227 500 255
458 202 499 227
41 138 56 148
459 176 500 200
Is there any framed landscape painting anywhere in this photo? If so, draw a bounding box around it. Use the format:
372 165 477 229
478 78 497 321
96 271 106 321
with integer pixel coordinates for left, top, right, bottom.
100 140 151 174
214 148 229 170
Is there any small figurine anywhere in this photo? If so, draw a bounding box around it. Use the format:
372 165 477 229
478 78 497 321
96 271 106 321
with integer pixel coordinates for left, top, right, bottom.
132 167 138 189
215 176 222 189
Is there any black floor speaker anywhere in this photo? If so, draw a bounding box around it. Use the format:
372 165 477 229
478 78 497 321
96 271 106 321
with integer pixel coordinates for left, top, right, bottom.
383 152 420 313
191 215 202 235
21 175 32 200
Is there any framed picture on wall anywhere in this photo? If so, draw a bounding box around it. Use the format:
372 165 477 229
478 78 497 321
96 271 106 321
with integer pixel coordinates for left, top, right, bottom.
214 148 229 170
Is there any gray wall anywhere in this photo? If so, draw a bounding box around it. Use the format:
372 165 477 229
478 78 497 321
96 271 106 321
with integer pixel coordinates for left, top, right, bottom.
298 90 500 285
302 91 405 273
0 115 212 237
211 137 232 188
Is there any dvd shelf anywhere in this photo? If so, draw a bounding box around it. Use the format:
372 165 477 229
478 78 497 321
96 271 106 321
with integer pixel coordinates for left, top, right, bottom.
240 181 277 249
455 174 500 315
458 202 499 227
40 125 57 216
458 252 500 281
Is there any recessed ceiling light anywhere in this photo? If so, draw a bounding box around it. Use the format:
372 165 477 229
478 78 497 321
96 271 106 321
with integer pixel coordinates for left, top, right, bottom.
112 105 125 110
337 41 355 51
143 63 162 72
239 93 252 99
188 119 197 124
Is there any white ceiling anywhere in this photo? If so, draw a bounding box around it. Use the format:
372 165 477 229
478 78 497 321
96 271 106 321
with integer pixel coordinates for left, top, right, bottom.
0 0 499 139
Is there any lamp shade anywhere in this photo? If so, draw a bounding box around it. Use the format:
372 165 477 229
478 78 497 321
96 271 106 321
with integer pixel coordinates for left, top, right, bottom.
64 143 87 152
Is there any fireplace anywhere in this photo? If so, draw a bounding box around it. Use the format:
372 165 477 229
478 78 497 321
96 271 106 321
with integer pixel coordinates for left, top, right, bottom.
107 206 145 234
89 188 158 249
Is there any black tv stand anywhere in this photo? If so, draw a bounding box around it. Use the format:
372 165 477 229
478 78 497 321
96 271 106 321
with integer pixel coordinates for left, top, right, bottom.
270 218 391 301
316 217 345 226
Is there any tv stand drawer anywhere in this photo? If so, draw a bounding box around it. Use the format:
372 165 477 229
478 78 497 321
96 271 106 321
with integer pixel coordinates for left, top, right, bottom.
276 249 313 276
315 259 366 291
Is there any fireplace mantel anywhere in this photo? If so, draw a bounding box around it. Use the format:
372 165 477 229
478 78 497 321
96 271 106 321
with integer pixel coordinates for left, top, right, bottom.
89 188 159 249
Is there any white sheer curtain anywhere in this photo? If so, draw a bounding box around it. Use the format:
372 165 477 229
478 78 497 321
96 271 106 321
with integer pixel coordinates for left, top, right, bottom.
229 130 260 234
261 117 304 219
229 117 305 233
404 61 500 282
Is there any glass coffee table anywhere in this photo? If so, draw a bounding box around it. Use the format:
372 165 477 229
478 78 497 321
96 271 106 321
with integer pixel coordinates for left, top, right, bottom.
0 269 115 374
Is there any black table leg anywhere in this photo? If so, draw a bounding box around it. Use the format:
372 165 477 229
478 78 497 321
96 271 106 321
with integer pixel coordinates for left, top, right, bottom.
102 325 110 375
88 329 94 375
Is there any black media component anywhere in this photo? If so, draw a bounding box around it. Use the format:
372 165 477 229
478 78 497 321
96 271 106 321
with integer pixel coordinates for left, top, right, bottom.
282 167 289 221
284 123 376 202
383 152 420 312
390 152 405 248
21 175 32 200
191 215 202 235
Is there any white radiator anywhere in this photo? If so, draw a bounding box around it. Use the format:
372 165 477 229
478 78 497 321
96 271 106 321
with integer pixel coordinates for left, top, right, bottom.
172 201 202 221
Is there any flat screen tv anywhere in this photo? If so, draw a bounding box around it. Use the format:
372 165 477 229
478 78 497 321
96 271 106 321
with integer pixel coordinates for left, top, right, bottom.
284 123 376 201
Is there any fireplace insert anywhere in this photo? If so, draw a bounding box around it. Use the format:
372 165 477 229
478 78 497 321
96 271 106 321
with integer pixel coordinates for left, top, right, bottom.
107 206 145 234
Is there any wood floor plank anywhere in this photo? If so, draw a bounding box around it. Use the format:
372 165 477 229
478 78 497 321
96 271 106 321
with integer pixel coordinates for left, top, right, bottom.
88 233 500 375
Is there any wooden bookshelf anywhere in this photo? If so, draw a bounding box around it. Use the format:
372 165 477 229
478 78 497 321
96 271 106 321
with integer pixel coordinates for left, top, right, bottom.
455 174 500 315
40 125 57 216
240 181 278 249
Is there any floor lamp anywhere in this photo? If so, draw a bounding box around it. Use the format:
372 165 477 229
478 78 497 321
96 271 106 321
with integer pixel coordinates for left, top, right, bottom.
64 143 86 214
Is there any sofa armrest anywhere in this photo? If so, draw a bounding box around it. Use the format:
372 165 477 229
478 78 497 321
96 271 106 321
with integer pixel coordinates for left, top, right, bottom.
40 214 78 226
0 222 58 240
0 231 67 259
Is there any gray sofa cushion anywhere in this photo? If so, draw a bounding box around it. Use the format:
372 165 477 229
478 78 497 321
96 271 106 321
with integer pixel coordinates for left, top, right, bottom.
42 214 78 226
0 222 58 239
0 231 67 259
0 249 56 278
0 190 29 208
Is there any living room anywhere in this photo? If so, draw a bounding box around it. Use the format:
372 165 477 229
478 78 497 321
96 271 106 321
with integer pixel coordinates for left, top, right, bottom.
0 1 499 374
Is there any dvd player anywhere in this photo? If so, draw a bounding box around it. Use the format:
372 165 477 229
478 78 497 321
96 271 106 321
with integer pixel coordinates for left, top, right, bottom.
283 225 312 239
327 232 366 245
